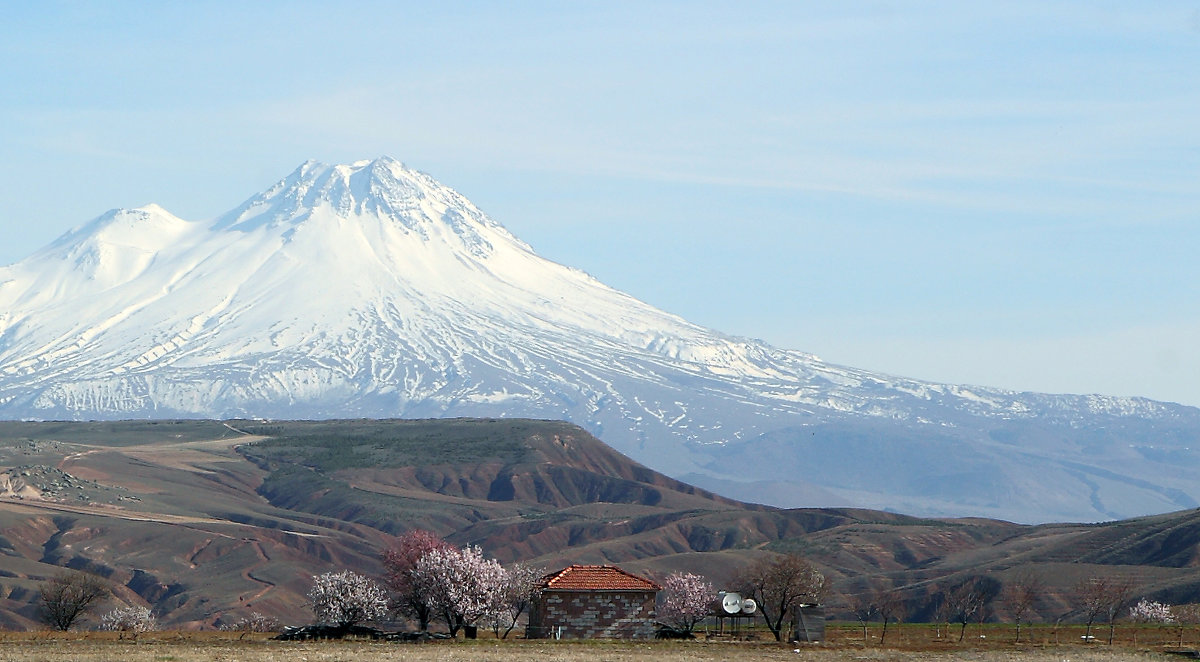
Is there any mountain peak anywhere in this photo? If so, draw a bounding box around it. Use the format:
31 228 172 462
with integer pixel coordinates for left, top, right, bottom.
2 158 1198 524
213 157 505 250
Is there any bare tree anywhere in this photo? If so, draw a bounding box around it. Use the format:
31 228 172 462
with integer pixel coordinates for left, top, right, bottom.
874 585 906 645
945 582 979 642
1103 579 1135 645
1075 577 1107 642
1003 570 1042 643
37 570 111 631
381 529 453 630
735 554 826 642
943 576 999 642
1074 576 1135 644
1174 603 1200 647
847 592 876 643
931 593 952 639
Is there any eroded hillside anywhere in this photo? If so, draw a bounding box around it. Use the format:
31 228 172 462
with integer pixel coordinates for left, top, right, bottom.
1 419 1199 630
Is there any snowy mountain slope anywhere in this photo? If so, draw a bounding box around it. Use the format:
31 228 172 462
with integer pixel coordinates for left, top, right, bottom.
1 157 1197 523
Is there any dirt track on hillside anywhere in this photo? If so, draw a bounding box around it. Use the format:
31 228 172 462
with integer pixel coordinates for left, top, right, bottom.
0 497 226 524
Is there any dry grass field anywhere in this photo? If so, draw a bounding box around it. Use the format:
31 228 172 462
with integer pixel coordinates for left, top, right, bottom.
0 626 1189 662
0 639 1175 662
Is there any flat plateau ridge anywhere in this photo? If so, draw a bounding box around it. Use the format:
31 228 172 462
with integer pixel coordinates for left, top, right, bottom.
1 157 1198 523
2 419 1200 630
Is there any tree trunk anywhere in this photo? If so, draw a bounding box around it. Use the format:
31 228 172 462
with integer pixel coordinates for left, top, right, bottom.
442 609 463 637
766 608 785 642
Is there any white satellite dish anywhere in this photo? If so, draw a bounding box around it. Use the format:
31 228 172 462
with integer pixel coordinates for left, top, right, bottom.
741 598 757 614
721 592 743 614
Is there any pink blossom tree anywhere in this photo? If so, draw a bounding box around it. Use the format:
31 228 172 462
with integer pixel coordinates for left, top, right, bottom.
659 571 715 633
381 529 453 630
308 570 388 630
412 544 508 637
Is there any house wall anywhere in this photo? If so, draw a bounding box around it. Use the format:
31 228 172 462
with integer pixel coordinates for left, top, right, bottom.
527 590 657 639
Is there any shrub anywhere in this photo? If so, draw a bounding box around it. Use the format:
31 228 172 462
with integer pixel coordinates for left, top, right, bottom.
220 611 281 632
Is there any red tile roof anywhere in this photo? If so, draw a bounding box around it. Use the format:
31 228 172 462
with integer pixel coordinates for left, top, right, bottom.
540 565 661 592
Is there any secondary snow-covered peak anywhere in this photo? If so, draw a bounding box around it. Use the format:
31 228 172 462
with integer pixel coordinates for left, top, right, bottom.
0 204 194 305
46 203 189 252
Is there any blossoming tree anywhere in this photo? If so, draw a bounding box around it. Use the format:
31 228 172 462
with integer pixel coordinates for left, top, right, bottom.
308 570 388 630
412 544 508 637
1129 598 1173 644
490 561 543 639
381 529 454 630
100 605 156 633
658 571 714 633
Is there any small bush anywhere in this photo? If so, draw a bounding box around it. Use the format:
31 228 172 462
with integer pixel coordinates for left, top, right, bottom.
220 611 281 632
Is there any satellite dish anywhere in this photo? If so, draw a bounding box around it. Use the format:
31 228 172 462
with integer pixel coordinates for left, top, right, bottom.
722 592 743 614
741 598 757 614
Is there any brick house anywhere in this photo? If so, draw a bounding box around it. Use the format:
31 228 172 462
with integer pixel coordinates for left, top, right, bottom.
526 564 661 639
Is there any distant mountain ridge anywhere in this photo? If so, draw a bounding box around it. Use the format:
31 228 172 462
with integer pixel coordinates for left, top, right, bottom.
1 157 1198 523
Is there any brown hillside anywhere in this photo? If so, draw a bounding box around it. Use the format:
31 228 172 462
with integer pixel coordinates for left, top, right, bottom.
0 419 1199 630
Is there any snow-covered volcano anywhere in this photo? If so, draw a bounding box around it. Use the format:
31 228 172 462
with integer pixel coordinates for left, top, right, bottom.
2 157 1198 523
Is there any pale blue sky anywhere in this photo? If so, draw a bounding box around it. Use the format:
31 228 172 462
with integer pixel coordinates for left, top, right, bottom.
2 2 1198 405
